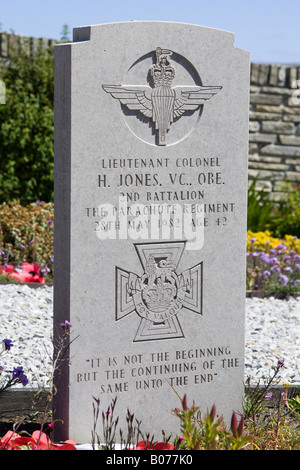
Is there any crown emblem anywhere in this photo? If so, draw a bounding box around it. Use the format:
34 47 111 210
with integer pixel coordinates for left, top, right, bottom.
150 48 175 88
136 257 179 314
103 47 222 145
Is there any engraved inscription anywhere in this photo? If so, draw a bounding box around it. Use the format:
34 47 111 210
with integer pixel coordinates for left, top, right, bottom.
75 346 242 395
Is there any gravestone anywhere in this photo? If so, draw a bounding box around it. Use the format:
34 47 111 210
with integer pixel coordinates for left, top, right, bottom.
53 21 250 444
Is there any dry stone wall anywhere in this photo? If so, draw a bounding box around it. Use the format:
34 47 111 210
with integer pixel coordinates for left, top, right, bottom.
250 63 300 200
0 32 56 63
0 33 299 200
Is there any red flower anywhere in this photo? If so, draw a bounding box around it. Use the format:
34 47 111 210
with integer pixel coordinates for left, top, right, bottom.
0 263 45 283
0 430 77 450
19 263 45 283
153 442 175 450
134 440 175 450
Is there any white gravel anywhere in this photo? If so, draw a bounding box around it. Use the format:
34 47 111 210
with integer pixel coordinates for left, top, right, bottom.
0 284 299 388
0 284 53 388
245 295 300 385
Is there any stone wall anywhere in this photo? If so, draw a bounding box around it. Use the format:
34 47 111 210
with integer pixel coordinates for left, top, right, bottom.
249 63 300 200
0 33 299 200
0 32 56 63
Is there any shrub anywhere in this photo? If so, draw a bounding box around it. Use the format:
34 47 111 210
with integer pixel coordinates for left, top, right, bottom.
0 43 54 204
247 176 275 233
0 200 53 281
269 183 300 238
247 177 300 238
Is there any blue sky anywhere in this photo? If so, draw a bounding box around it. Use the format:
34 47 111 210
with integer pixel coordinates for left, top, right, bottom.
0 0 299 64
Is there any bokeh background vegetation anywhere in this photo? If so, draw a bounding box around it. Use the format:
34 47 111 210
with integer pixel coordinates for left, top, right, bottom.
0 43 54 205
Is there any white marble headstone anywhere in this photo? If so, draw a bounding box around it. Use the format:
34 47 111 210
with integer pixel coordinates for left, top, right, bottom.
53 21 250 444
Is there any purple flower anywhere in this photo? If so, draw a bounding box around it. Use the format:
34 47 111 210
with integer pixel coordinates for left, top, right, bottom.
271 265 281 273
277 359 284 368
281 392 288 401
283 266 293 273
249 237 256 243
262 270 271 278
60 320 72 330
260 253 271 263
2 339 13 351
265 392 273 399
12 366 28 386
277 244 287 250
41 266 50 276
279 274 289 286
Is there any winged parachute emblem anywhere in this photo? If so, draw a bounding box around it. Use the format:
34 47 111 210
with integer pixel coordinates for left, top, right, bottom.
103 47 222 145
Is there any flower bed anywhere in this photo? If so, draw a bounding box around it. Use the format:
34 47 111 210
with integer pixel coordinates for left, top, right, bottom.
247 231 300 292
0 200 53 283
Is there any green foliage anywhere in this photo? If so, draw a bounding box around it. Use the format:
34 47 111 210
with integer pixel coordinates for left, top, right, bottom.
248 177 300 238
170 394 250 450
247 175 275 232
289 395 300 415
0 43 54 204
269 183 300 238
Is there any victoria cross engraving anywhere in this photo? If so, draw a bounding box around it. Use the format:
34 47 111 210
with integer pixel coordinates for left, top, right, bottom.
103 47 222 145
116 242 203 342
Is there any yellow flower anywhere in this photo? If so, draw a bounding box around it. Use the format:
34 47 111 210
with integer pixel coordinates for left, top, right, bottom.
283 381 290 387
247 230 300 253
